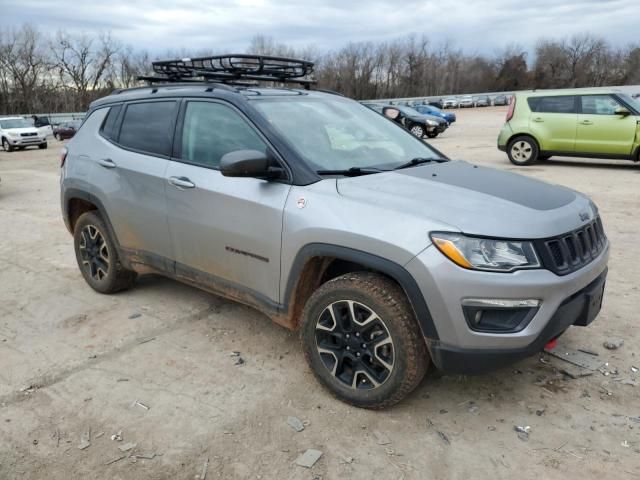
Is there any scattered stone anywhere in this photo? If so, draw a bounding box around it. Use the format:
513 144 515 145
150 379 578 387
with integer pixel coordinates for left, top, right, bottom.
287 416 305 432
128 312 142 319
230 351 241 357
95 432 104 439
373 430 391 445
234 357 245 366
340 456 354 464
137 336 155 345
110 431 123 442
133 400 150 410
436 430 450 445
632 366 639 373
487 426 496 431
32 439 38 445
135 453 156 459
621 440 630 448
118 442 137 452
603 339 624 350
78 429 91 450
514 425 531 442
439 409 448 414
116 378 129 382
468 402 479 415
536 409 546 416
295 449 323 468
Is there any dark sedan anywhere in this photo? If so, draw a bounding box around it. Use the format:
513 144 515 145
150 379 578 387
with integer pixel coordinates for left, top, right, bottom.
53 121 81 140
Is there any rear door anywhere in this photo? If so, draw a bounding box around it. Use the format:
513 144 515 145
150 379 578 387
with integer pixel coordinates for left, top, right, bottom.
89 100 178 269
164 100 290 303
527 95 577 152
575 94 637 156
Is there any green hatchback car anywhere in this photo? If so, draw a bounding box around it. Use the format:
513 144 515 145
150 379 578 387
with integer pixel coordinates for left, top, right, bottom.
498 90 640 165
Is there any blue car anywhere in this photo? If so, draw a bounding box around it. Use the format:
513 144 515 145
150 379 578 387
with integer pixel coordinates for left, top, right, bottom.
414 104 456 124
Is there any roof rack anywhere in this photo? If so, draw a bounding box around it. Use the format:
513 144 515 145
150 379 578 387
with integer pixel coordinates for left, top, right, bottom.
138 54 316 89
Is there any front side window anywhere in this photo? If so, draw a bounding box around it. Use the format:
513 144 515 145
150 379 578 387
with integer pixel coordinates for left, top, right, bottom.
252 97 442 172
580 95 621 115
118 101 177 156
528 96 576 114
180 102 267 169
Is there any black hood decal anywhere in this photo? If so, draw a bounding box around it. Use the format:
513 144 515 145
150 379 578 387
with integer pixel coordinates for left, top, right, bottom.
397 161 576 211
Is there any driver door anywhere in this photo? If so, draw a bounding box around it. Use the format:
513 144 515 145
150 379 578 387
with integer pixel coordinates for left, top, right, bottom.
165 100 291 303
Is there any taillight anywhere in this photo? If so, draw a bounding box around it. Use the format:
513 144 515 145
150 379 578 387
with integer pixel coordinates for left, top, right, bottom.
60 147 68 168
505 96 516 122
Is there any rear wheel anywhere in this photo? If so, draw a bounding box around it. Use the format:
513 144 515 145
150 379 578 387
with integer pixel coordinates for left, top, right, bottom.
426 131 439 138
301 272 428 409
507 136 539 165
409 124 425 138
73 211 137 294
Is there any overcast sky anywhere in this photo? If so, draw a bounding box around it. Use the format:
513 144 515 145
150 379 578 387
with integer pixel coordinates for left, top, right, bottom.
3 0 638 56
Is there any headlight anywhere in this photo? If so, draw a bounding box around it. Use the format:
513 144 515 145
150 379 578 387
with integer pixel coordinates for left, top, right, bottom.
426 119 438 126
7 132 19 138
430 232 540 272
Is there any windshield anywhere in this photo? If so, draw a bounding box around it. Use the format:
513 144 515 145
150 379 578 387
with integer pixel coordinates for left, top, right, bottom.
252 97 442 172
0 118 31 129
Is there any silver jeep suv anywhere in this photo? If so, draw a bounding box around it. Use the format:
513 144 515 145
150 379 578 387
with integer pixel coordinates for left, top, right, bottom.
60 55 609 409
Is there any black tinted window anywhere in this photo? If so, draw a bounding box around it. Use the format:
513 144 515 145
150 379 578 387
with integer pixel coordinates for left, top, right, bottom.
119 101 177 156
180 102 266 169
100 105 122 141
528 96 576 114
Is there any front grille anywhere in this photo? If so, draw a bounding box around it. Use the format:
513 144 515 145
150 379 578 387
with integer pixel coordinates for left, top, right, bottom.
535 217 607 275
20 132 37 137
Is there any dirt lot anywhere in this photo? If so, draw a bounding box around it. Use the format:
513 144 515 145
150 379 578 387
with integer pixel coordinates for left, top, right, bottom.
1 106 639 479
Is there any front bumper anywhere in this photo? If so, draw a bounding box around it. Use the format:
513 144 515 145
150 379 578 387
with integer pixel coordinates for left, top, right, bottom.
429 269 606 374
8 136 46 146
405 241 609 373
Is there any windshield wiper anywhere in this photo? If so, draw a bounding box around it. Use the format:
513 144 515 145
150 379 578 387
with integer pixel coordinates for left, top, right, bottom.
316 167 387 177
394 157 447 170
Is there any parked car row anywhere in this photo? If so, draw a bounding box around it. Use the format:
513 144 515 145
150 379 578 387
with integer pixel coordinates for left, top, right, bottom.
439 94 510 108
0 115 84 152
362 103 449 138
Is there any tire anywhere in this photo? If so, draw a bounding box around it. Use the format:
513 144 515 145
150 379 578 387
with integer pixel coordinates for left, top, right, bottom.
507 135 539 166
73 211 137 294
55 134 61 141
426 131 439 138
2 138 13 152
39 142 47 149
409 124 425 138
300 272 428 409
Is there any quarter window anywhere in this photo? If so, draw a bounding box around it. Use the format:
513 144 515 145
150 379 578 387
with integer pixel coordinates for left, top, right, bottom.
180 101 266 169
118 101 177 157
527 96 576 114
100 105 122 141
580 95 620 115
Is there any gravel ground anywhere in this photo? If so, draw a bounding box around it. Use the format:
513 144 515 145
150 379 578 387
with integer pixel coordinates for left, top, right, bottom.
0 106 639 479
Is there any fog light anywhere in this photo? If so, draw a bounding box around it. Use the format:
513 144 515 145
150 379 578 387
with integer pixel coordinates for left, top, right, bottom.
462 298 540 333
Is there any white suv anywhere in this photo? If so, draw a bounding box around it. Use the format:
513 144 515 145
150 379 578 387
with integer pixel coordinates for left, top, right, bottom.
0 117 48 152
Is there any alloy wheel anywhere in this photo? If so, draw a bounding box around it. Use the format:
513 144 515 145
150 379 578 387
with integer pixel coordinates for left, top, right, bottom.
410 125 424 137
78 225 110 281
315 300 394 390
510 140 533 162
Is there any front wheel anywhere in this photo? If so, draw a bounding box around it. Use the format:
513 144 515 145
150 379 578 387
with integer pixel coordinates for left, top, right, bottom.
39 142 47 149
409 124 425 138
426 131 439 138
507 136 539 165
2 138 13 152
301 272 428 409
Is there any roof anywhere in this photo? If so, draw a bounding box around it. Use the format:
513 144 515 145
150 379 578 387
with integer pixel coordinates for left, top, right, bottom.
516 87 624 97
90 83 338 109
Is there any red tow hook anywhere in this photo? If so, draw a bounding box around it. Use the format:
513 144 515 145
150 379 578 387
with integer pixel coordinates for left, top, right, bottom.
544 338 558 351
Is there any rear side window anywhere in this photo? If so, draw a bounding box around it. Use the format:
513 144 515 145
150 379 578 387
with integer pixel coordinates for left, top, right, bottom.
119 101 177 157
100 105 122 141
180 101 266 169
580 95 620 115
527 96 576 114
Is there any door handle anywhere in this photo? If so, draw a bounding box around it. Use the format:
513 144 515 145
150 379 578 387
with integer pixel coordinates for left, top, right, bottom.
532 117 544 122
97 158 116 169
580 120 593 125
168 176 196 189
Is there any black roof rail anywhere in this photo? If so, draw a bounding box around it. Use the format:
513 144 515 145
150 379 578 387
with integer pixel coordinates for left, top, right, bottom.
137 54 316 89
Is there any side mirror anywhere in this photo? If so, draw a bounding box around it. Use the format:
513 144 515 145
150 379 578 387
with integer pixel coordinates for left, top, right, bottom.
614 106 630 116
383 108 400 120
220 150 284 180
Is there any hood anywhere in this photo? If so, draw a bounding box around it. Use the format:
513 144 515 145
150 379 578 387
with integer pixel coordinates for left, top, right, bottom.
3 127 40 135
336 160 594 239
